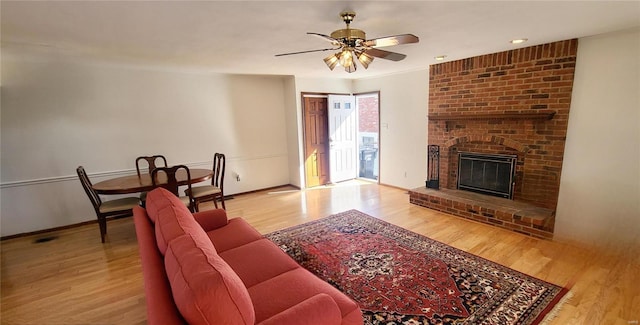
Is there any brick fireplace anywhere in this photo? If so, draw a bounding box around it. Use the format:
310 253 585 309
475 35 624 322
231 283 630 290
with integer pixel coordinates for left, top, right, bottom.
410 39 578 239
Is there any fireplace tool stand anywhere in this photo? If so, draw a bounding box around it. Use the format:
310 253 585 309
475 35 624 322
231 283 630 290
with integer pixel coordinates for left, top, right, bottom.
426 145 440 189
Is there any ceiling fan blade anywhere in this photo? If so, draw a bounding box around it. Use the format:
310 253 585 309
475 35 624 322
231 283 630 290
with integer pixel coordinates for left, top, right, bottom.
365 48 407 61
275 47 339 57
364 34 419 48
307 32 340 44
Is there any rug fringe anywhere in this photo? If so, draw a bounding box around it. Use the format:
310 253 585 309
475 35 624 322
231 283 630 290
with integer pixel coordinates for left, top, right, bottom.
538 290 574 325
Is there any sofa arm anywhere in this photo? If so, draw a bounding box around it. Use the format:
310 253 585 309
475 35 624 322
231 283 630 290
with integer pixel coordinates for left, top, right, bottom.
257 293 342 325
132 206 186 325
192 209 228 231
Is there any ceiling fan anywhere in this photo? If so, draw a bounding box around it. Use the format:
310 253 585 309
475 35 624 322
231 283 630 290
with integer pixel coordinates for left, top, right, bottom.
275 11 419 73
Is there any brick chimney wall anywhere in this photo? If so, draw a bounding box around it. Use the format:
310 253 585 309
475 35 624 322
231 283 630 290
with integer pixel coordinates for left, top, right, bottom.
428 39 578 209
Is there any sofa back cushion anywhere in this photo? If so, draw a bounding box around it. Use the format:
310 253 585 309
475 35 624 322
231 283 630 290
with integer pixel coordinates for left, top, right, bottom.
145 187 177 223
155 204 210 255
147 187 209 255
165 233 256 325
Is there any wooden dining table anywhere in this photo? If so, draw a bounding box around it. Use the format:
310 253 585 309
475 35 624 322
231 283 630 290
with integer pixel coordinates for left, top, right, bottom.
92 168 213 195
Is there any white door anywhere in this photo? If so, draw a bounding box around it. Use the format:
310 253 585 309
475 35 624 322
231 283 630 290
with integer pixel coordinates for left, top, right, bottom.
328 94 357 183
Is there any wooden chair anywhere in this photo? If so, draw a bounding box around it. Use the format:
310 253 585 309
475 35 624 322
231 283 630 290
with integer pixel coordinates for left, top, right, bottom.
136 155 167 203
76 166 140 243
151 165 194 212
136 155 167 177
187 153 226 211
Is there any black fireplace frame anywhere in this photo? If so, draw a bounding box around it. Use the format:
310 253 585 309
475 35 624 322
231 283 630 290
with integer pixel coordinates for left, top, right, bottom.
457 152 517 199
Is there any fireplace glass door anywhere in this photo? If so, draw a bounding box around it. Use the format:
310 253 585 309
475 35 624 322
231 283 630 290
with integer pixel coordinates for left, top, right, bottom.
457 152 516 199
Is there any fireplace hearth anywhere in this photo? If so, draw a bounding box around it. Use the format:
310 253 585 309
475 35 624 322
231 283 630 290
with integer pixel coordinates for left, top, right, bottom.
457 152 516 199
408 187 554 239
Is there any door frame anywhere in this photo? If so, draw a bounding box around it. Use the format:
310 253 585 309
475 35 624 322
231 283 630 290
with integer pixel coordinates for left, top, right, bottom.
355 91 381 183
301 91 382 187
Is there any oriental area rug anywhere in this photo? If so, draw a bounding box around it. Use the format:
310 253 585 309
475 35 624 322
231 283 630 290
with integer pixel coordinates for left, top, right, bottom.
265 210 569 325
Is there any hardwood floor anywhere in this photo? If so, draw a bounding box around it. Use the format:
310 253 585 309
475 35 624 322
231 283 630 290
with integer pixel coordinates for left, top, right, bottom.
1 181 638 324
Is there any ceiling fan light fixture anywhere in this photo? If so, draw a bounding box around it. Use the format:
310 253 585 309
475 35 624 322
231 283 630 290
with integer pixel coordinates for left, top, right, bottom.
325 49 359 73
344 61 357 73
339 49 358 73
357 51 374 69
336 49 357 73
324 53 340 70
339 49 354 67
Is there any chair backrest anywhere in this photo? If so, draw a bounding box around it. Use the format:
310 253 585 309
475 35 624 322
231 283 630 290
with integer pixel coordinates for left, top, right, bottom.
151 165 192 197
76 166 102 214
136 155 168 177
212 153 225 190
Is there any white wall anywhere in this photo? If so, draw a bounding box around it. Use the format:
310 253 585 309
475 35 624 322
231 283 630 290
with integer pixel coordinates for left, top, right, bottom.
353 70 430 190
283 76 300 187
555 27 640 249
0 46 290 236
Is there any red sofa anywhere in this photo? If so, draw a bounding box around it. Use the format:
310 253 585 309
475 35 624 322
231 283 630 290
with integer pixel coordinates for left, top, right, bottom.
133 187 363 325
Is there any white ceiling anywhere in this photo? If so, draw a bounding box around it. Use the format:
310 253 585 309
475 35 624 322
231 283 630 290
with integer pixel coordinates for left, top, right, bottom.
2 1 639 79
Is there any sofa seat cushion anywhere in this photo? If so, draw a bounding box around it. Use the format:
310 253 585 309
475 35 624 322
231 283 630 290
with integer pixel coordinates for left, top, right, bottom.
206 218 263 253
165 233 256 325
219 238 300 288
257 293 342 325
247 268 361 324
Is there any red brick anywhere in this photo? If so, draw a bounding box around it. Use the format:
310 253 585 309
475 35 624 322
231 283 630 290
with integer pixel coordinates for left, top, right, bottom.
428 39 576 210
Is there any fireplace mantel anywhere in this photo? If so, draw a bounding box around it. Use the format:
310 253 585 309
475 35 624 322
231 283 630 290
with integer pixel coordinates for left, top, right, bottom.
428 110 556 121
